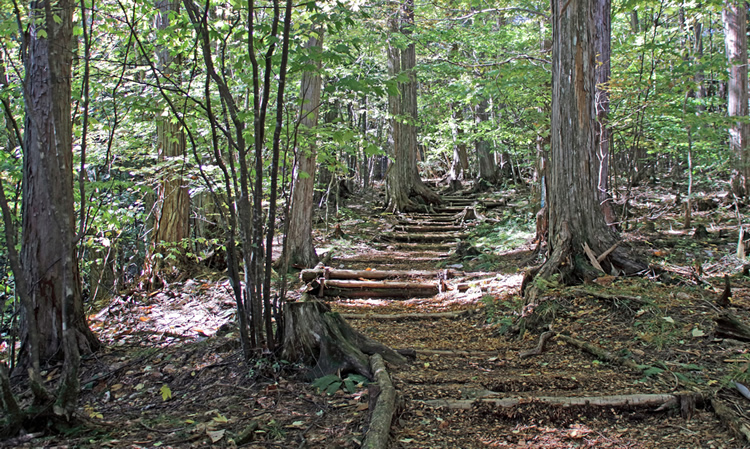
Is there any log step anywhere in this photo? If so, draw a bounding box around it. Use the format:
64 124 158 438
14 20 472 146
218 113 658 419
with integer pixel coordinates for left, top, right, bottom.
394 225 465 233
300 267 459 283
381 232 469 242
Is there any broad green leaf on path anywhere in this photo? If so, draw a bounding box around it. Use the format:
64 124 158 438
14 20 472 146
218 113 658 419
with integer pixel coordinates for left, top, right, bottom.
691 328 705 337
160 384 172 401
662 316 674 324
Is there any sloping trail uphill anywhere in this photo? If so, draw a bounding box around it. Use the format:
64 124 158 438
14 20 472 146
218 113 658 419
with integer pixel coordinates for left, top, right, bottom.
312 193 741 448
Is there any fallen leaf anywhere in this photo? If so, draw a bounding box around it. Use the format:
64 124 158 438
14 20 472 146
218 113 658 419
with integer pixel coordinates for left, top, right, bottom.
160 384 172 401
139 317 150 322
206 429 225 443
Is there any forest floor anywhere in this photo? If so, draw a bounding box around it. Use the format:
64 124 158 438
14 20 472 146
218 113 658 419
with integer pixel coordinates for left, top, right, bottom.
5 181 750 448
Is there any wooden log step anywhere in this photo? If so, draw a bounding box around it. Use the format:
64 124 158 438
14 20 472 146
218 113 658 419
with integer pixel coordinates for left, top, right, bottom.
323 287 438 299
434 206 478 213
377 242 456 251
340 311 467 321
381 232 469 242
322 279 438 290
397 219 467 226
300 267 459 283
422 393 684 411
330 255 450 265
394 225 465 233
404 214 459 222
480 200 505 208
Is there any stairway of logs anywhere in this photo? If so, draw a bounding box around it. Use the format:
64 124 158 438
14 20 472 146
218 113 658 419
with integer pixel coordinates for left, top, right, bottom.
297 189 737 448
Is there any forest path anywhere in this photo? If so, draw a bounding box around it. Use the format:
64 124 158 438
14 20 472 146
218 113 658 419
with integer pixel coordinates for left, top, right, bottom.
315 193 739 448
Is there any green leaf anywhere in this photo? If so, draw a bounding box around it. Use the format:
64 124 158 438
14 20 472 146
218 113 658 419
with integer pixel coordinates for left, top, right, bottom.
160 384 172 401
325 381 342 395
37 29 47 39
311 374 340 393
53 14 62 24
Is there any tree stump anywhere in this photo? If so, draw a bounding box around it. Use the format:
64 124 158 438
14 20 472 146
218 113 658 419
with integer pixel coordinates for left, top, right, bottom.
282 300 406 379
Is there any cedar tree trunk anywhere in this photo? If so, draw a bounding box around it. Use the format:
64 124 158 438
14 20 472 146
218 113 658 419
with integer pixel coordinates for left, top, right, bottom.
20 0 99 370
594 0 616 226
527 0 644 299
143 0 190 287
474 98 497 187
284 31 323 270
385 0 439 212
724 1 749 196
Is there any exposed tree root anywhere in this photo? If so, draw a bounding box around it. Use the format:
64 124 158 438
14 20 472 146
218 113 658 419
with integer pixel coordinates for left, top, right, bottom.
711 397 750 444
362 354 397 449
518 331 554 358
523 220 646 304
282 300 406 380
556 334 641 372
516 331 642 373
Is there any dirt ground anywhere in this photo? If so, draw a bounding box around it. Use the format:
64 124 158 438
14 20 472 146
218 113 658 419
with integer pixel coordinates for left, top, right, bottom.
4 183 750 448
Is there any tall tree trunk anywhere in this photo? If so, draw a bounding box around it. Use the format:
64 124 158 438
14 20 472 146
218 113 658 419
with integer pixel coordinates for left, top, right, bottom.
448 105 469 190
284 30 323 270
142 0 190 288
474 98 497 187
724 1 749 197
594 0 615 226
527 0 644 300
20 0 99 375
385 0 439 212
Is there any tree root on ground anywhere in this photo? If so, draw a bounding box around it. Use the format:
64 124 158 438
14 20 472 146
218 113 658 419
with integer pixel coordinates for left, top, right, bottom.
362 354 397 449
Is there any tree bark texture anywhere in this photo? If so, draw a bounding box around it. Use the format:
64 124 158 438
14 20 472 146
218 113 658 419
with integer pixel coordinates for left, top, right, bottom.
474 99 497 186
594 0 616 226
282 300 406 379
723 2 749 196
285 30 323 269
20 0 99 368
533 0 644 291
385 0 439 212
143 0 190 286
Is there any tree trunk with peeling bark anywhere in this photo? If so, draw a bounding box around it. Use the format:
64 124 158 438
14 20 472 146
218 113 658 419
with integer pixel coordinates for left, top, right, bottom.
594 0 616 227
724 2 749 197
474 98 497 188
284 30 323 270
142 0 190 288
19 0 100 414
527 0 644 300
385 0 439 212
